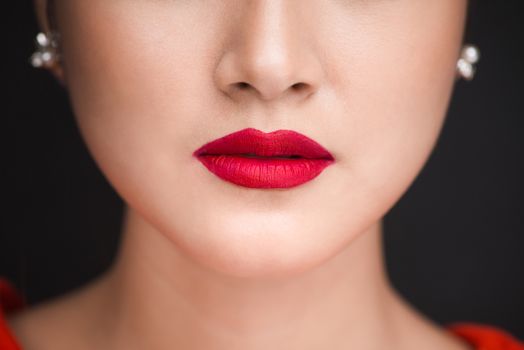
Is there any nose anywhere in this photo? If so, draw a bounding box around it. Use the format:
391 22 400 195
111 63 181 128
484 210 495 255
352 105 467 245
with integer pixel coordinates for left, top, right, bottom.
214 1 324 104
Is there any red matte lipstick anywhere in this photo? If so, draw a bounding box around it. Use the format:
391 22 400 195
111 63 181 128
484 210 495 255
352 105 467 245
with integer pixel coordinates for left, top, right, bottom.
193 128 335 189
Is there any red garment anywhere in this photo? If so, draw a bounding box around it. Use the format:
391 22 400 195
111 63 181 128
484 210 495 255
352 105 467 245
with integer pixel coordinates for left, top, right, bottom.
1 277 523 350
0 279 26 350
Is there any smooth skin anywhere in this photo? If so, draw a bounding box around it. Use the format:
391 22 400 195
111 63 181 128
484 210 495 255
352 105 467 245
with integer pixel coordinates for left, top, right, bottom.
9 1 474 349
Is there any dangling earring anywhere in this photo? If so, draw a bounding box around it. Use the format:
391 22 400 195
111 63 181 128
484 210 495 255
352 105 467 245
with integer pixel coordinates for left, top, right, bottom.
29 31 61 68
456 44 480 81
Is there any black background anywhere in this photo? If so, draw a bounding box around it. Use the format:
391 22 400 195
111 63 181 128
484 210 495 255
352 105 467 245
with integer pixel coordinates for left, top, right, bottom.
3 0 524 339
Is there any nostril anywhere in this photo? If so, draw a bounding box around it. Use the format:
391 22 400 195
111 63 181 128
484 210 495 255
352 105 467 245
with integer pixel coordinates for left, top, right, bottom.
291 83 306 91
237 82 250 89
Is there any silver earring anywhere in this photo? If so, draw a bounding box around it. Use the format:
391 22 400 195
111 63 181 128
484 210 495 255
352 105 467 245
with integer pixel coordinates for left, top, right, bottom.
29 31 61 68
456 44 480 81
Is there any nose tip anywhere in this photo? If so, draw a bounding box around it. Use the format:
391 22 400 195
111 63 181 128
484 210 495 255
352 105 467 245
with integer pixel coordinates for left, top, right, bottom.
218 52 320 102
214 3 323 104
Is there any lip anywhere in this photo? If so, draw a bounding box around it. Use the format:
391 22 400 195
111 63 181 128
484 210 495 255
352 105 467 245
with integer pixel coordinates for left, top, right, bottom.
193 128 335 189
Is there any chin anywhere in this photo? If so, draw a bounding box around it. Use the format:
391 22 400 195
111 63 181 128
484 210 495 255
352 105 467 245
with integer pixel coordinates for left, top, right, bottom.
152 208 364 280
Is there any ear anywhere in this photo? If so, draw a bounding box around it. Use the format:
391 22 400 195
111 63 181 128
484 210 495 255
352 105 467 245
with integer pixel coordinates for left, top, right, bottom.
33 0 51 32
33 0 66 86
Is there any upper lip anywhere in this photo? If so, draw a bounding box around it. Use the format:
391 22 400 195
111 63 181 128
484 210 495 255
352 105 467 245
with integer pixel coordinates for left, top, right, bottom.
193 128 334 160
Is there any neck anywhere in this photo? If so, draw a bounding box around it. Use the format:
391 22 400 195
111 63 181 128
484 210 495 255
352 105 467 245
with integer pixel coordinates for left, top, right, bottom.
91 206 440 350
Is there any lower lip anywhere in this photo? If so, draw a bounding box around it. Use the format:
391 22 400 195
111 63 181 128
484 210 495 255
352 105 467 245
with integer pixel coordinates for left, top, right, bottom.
196 155 334 189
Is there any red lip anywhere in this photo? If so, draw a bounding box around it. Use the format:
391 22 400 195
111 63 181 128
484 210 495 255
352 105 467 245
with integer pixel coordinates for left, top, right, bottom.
193 128 335 189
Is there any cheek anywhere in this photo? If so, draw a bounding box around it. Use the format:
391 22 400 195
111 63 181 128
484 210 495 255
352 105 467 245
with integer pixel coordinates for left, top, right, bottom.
58 1 213 151
57 1 219 203
325 1 466 216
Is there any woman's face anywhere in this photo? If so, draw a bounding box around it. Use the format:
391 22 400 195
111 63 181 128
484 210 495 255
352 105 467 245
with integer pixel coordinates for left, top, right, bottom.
44 0 467 277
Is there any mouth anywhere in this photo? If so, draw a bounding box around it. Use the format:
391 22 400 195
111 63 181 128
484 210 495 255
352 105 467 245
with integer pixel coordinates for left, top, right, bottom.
193 128 335 189
224 153 303 159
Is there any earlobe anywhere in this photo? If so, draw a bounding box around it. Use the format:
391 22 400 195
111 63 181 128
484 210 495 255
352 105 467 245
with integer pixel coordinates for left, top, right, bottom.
50 64 66 87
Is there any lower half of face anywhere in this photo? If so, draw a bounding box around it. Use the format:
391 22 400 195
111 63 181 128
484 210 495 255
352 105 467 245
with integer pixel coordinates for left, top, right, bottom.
53 0 467 277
